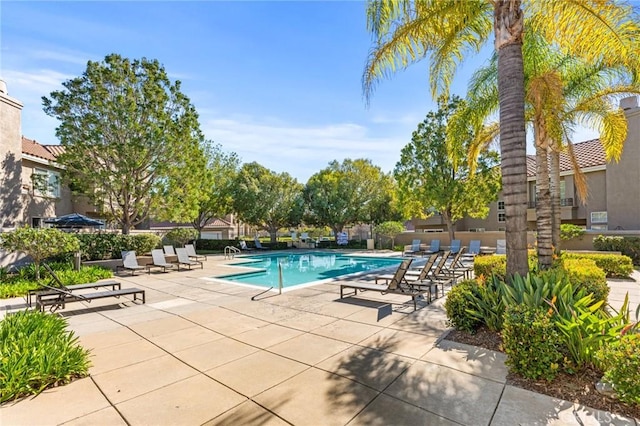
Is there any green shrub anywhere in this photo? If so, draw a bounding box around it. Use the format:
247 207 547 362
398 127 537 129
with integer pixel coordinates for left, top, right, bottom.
51 266 113 286
444 280 481 333
465 276 505 331
554 296 629 370
562 258 609 303
197 239 245 251
76 233 161 260
593 235 640 265
0 280 41 299
0 311 91 402
560 224 585 241
0 265 113 298
597 333 640 404
473 255 507 279
502 305 563 381
163 228 198 247
76 233 120 260
561 252 633 278
0 227 80 281
123 234 162 256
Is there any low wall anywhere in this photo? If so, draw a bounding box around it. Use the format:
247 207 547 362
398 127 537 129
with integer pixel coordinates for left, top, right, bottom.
397 229 640 252
561 230 640 251
396 231 536 250
83 255 177 271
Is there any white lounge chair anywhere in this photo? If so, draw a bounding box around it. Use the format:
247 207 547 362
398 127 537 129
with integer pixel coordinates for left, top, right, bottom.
496 239 507 255
148 249 176 274
175 248 203 270
185 244 207 261
116 251 146 276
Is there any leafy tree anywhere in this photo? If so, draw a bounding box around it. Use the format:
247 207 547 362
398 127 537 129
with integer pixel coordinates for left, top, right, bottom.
43 53 209 234
231 162 304 243
0 227 80 280
363 0 640 277
395 97 501 243
374 221 405 249
191 141 240 239
164 228 198 248
304 159 395 237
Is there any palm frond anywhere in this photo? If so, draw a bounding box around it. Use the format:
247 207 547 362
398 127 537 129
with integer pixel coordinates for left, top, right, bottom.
363 0 492 103
528 0 640 77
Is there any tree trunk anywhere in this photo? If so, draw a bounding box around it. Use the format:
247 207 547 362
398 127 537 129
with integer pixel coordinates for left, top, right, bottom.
35 260 41 281
269 226 278 244
550 150 561 254
495 0 529 278
122 221 131 235
535 134 553 270
442 210 456 244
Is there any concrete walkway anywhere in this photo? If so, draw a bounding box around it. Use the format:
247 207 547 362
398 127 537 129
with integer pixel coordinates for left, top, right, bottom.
1 254 638 425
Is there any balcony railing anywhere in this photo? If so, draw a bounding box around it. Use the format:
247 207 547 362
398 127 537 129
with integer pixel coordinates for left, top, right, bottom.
527 198 575 208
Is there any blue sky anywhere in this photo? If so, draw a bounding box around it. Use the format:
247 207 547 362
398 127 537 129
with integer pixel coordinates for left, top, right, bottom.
1 1 598 183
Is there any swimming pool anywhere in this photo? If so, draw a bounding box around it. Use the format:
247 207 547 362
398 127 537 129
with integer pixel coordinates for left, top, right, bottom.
215 252 403 289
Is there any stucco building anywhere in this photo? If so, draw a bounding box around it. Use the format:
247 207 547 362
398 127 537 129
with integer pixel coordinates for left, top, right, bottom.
412 96 640 233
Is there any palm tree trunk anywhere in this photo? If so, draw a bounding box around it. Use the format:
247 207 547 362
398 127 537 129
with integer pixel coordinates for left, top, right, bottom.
495 0 529 277
550 150 561 254
535 134 553 269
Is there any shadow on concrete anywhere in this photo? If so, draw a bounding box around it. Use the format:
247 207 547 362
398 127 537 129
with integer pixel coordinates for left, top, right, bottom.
204 396 292 425
324 335 424 424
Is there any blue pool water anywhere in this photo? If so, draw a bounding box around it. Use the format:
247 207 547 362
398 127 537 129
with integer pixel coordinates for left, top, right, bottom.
216 252 403 288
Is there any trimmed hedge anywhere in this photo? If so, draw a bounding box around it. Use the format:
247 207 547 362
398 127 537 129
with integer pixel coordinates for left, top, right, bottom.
195 239 289 251
472 254 610 304
316 239 367 249
473 255 507 279
196 239 239 251
474 251 632 281
561 258 608 303
593 235 640 265
561 252 633 278
76 233 161 261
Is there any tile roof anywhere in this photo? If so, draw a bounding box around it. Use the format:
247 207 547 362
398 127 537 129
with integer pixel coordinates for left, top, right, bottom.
526 138 606 177
21 137 57 161
44 144 65 157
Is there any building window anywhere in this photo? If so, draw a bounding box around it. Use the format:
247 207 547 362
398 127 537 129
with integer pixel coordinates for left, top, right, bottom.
31 217 42 228
497 201 505 211
498 213 506 223
32 168 60 198
591 211 608 224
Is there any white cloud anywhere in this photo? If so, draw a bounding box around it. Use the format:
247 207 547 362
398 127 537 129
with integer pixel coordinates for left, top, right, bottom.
201 116 404 183
1 69 72 101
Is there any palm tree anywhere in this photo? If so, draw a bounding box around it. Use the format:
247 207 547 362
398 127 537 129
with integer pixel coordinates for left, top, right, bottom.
549 63 640 252
363 0 640 277
456 32 639 269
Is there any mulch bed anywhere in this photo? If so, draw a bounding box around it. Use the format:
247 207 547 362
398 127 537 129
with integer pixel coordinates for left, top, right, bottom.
445 326 640 420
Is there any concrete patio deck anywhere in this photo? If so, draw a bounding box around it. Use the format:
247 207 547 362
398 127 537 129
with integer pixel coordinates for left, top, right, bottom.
1 253 638 425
